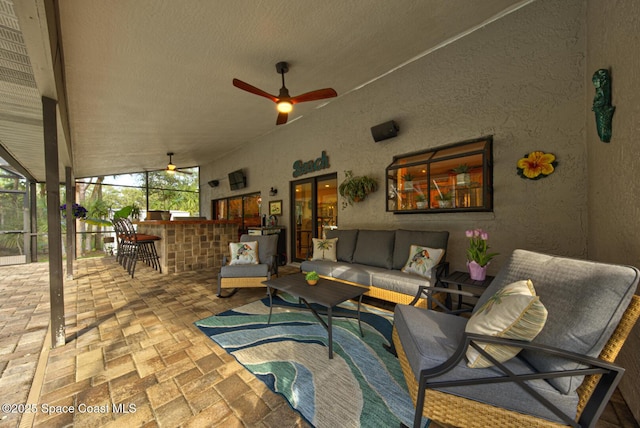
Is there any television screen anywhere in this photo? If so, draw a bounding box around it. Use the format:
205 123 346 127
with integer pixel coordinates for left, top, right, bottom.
228 169 246 190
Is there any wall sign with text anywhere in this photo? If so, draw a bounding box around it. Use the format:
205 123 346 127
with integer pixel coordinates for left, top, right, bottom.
292 151 330 177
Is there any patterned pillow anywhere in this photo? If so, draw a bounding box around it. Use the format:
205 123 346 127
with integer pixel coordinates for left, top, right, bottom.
229 241 260 265
401 245 445 279
465 279 548 368
311 238 338 262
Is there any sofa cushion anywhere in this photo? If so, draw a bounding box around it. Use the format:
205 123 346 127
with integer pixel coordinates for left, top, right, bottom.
352 230 395 269
401 245 445 279
393 230 450 270
331 263 385 286
229 241 259 265
300 260 337 278
311 237 338 262
476 249 639 394
394 304 579 423
371 270 428 297
326 229 359 262
465 279 548 368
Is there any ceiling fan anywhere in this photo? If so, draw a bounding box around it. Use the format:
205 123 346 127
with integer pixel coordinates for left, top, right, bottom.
233 61 337 125
165 152 192 175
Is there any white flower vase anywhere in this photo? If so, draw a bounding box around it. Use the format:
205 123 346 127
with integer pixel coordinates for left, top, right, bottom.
467 261 488 281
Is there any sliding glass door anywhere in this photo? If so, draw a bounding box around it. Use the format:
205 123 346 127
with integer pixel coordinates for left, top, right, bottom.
290 173 337 262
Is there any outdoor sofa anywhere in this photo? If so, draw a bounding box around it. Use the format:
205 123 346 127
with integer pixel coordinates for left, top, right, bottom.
300 229 449 305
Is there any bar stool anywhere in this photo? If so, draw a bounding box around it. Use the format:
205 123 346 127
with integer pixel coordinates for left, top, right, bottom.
113 218 161 277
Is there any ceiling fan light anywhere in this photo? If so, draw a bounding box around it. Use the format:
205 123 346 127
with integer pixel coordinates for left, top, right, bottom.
277 101 293 113
167 163 176 173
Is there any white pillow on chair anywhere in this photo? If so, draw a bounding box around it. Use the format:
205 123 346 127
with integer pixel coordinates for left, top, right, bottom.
465 279 548 368
229 241 260 265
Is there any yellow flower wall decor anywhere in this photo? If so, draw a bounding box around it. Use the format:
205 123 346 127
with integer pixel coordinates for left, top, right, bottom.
516 151 557 180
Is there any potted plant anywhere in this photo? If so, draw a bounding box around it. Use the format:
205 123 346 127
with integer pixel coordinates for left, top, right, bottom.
402 173 415 190
415 194 427 209
436 191 453 208
453 164 471 186
338 170 378 209
465 228 499 281
305 271 320 286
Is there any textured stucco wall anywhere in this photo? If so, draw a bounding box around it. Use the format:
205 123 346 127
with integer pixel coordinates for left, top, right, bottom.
586 0 640 420
201 0 587 276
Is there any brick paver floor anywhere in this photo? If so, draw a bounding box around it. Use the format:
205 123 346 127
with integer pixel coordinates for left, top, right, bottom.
0 257 636 427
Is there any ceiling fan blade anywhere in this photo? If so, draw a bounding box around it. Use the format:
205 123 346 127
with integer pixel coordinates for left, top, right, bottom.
291 88 337 104
233 79 279 103
276 112 288 125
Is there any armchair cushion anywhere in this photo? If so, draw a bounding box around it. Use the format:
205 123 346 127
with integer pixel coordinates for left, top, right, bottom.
228 241 259 265
311 237 338 262
240 234 278 270
465 279 548 368
220 263 269 278
475 249 638 394
393 304 579 423
326 229 358 262
401 245 445 279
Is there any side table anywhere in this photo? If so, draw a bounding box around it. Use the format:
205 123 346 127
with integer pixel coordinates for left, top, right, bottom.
440 270 495 310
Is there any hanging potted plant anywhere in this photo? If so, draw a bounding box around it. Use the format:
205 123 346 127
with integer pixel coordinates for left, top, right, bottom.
453 164 471 186
338 170 378 209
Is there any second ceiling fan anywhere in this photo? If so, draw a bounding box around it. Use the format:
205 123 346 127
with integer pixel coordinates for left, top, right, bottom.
233 62 337 125
165 152 192 175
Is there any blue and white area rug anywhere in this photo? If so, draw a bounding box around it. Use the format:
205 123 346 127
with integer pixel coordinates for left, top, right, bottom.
195 293 428 428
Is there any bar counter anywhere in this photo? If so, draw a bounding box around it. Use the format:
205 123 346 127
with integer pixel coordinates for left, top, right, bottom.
135 219 239 274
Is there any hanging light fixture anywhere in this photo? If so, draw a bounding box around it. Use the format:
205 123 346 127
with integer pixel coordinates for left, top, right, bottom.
166 152 176 174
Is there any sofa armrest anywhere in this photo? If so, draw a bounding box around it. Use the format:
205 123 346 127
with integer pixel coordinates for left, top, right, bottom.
431 261 450 286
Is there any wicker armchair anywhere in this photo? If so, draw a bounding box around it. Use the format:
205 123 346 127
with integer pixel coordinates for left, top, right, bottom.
217 233 279 298
392 249 640 428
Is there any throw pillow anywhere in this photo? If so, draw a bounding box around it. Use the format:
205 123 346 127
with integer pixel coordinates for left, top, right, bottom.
229 241 260 265
465 279 548 368
401 245 445 279
311 238 338 262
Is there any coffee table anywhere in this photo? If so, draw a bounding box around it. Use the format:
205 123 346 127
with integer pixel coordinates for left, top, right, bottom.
263 275 366 359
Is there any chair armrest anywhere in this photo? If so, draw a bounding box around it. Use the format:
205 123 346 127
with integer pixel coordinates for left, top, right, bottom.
268 255 278 276
430 261 449 286
414 332 623 427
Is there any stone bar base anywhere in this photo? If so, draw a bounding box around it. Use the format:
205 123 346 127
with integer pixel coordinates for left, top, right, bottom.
136 220 239 274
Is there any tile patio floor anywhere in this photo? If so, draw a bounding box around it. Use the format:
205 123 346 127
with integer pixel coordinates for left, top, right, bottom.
0 257 636 427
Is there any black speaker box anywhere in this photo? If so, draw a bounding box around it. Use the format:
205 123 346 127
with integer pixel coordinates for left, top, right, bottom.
208 180 219 188
371 120 399 142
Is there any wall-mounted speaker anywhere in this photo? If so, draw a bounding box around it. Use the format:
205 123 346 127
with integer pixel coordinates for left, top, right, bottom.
208 180 219 188
371 120 399 142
